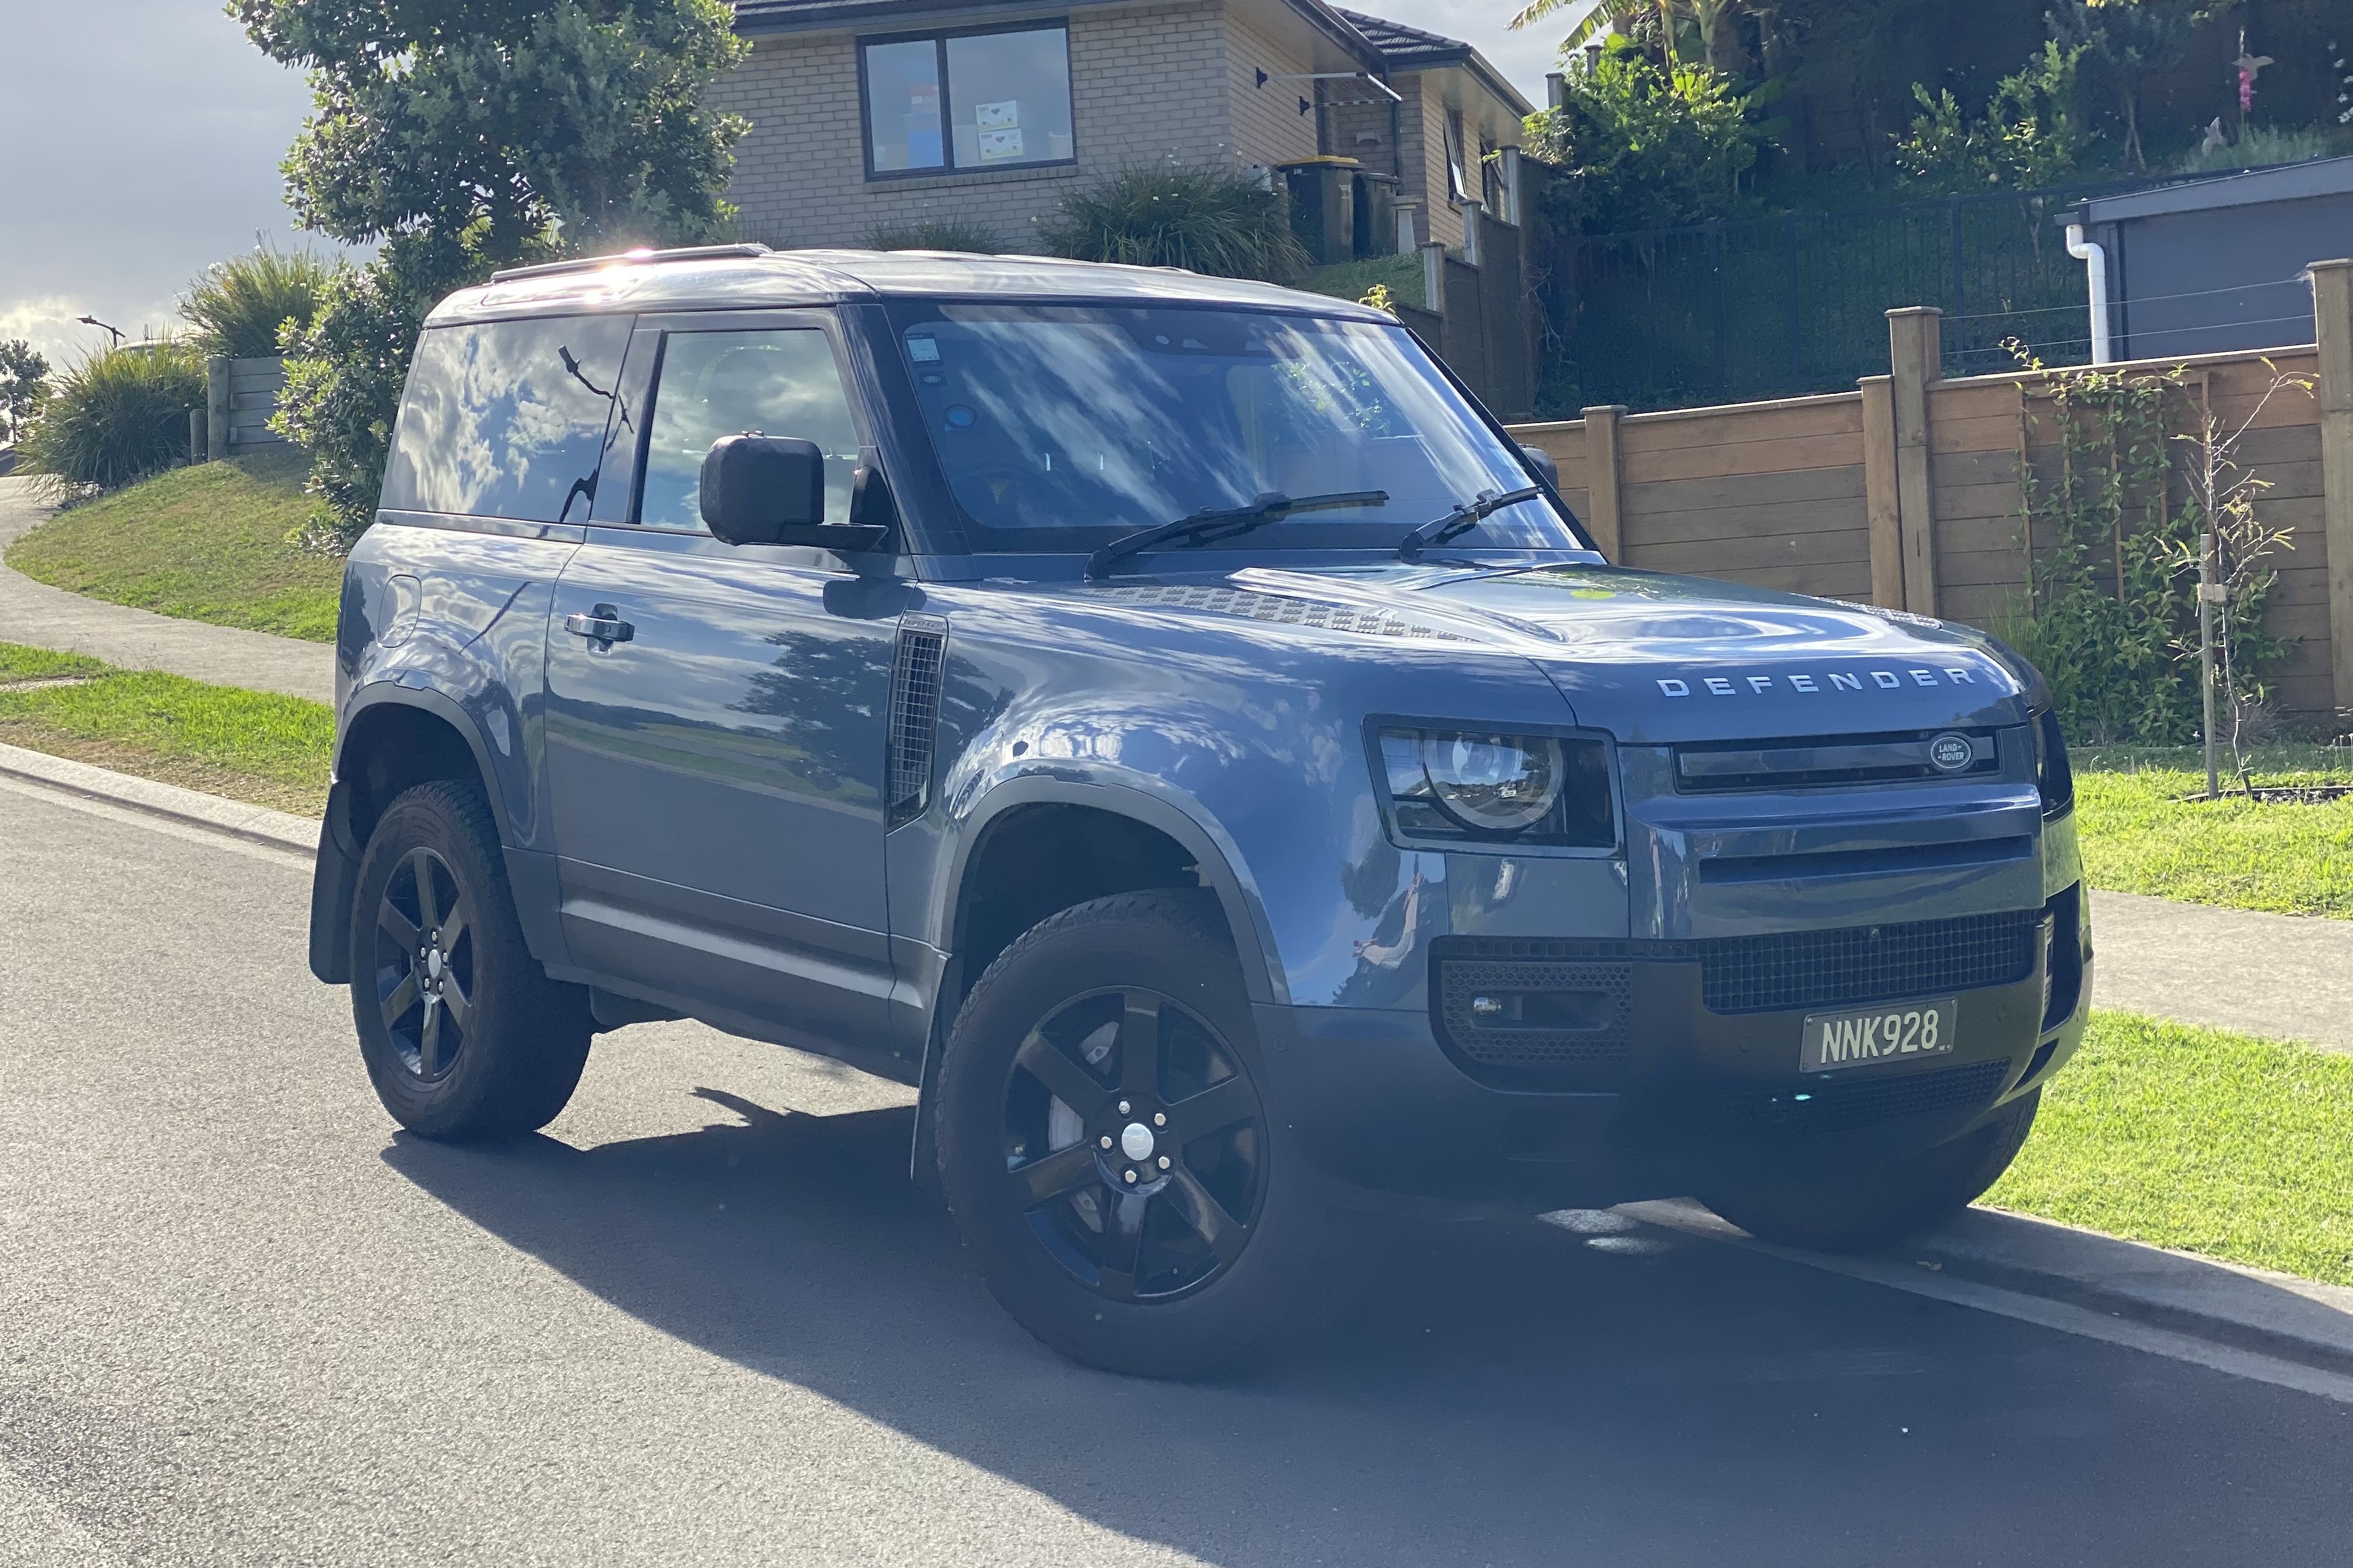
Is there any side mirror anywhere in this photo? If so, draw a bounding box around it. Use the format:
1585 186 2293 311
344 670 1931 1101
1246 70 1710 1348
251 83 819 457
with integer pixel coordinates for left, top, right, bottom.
699 434 887 551
1517 442 1559 493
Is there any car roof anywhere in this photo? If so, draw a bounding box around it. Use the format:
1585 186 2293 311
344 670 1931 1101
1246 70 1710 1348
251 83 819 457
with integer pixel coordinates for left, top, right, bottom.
427 247 1398 326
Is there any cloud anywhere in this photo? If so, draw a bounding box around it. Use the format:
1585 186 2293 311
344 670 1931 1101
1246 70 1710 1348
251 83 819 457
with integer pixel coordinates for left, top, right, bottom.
1366 0 1596 104
0 296 187 367
0 1 322 368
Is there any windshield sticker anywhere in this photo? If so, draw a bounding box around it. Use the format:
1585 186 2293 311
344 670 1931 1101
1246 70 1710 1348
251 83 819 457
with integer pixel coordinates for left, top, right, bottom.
907 336 941 363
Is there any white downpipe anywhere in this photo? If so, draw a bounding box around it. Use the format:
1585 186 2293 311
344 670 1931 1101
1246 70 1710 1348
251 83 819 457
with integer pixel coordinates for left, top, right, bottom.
2065 222 2112 366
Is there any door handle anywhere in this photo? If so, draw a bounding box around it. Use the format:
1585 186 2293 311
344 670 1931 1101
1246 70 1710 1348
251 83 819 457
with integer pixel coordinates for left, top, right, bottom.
564 606 635 645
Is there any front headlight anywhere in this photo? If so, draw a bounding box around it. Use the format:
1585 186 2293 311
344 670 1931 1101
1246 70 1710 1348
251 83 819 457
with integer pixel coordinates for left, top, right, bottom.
1377 727 1615 847
1421 734 1563 831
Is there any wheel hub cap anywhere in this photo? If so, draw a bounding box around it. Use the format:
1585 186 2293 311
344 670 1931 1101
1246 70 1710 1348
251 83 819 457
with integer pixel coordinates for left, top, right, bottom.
1119 1122 1155 1161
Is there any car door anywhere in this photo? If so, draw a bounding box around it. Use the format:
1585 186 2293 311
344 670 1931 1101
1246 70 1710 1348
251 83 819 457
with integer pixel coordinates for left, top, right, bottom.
543 311 906 1061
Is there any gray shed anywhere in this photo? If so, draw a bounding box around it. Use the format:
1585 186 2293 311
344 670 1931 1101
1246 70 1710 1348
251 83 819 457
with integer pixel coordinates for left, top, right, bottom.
2068 155 2353 361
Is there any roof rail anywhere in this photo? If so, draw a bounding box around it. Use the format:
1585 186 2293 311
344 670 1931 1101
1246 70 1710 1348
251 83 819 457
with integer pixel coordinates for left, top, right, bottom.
488 242 773 284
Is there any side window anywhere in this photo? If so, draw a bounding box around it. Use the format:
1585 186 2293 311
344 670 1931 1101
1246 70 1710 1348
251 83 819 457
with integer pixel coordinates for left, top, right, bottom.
381 315 630 523
637 329 861 532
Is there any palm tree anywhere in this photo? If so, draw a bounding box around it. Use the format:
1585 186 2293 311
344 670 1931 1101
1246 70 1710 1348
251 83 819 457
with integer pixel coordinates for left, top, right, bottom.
1512 0 1749 78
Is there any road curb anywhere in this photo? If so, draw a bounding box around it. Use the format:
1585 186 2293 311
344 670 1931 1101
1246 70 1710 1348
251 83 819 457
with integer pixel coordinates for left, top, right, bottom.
0 740 318 857
1617 1198 2353 1381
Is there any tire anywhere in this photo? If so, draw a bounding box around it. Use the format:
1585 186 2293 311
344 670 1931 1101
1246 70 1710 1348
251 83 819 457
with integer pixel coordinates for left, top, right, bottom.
1701 1088 2041 1253
348 780 591 1141
935 890 1356 1378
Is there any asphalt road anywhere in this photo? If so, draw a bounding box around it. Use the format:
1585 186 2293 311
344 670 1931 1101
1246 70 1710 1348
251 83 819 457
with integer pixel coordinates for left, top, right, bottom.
4 782 2349 1567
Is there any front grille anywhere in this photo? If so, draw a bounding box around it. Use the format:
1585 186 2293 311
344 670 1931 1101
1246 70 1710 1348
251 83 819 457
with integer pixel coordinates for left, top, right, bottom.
1433 954 1631 1088
1674 727 2001 793
1683 1058 2012 1143
1437 910 2041 1025
1698 909 2040 1014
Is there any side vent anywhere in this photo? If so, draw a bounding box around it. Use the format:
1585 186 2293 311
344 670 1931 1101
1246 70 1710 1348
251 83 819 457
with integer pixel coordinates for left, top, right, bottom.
887 614 948 829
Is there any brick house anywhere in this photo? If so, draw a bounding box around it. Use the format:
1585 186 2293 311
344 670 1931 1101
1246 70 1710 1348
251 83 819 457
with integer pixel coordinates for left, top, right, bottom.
715 0 1534 258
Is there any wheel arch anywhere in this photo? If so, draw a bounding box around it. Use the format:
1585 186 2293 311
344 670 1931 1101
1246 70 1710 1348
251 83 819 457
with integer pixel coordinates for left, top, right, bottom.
908 773 1284 1185
309 686 511 985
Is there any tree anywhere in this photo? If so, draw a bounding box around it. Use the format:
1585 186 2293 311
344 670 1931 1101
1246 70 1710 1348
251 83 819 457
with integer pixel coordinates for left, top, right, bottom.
1769 0 1951 181
0 340 48 447
2048 0 2206 171
1894 40 2092 190
1524 37 1769 234
1511 0 1752 78
232 0 750 544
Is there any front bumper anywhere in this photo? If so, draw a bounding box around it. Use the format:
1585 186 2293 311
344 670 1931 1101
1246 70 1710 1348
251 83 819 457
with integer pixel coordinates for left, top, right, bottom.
1258 889 2092 1214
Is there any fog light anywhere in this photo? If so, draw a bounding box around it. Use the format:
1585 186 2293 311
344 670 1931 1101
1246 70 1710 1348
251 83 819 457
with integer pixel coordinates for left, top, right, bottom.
1471 995 1506 1022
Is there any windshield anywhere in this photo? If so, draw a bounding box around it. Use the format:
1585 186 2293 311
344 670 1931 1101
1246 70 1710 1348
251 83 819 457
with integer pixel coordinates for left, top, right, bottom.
884 302 1585 555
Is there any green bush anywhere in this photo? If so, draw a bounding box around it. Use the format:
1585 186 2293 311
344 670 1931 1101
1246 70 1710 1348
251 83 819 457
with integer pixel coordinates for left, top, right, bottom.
15 341 206 493
1894 41 2092 191
1522 37 1769 235
864 218 1004 254
273 233 491 550
181 243 341 359
1042 163 1311 284
2173 123 2341 175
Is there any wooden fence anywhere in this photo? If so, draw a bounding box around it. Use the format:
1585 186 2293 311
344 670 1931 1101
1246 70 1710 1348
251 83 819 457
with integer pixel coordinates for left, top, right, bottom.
205 355 288 459
1507 260 2353 724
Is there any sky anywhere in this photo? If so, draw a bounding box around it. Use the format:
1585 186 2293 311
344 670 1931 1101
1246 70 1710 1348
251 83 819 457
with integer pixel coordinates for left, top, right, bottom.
0 0 1586 370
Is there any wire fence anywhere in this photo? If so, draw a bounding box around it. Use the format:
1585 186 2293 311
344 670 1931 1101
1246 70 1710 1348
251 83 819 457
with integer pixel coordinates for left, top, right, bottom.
1541 173 2260 413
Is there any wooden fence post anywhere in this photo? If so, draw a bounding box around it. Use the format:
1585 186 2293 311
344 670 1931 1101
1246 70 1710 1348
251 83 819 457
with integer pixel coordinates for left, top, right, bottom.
205 355 231 462
1858 375 1904 609
2312 260 2353 722
1582 404 1627 561
1886 307 1942 616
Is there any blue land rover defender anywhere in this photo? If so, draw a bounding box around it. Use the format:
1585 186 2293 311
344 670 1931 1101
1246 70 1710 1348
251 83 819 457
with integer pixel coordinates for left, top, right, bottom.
308 245 2089 1375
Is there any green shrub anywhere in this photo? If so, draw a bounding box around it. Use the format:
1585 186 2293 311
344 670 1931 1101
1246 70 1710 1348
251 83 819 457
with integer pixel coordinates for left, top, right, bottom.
273 232 491 550
2173 123 2340 175
1042 163 1311 284
1522 37 1769 235
181 243 342 358
1894 41 2092 191
15 341 206 493
864 218 1004 254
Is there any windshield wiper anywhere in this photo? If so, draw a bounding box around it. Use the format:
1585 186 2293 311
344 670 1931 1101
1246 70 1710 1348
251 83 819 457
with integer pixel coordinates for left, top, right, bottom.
1084 490 1388 581
1395 486 1544 562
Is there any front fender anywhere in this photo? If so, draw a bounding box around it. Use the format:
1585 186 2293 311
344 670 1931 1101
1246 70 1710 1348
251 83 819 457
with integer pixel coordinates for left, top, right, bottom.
941 764 1288 1006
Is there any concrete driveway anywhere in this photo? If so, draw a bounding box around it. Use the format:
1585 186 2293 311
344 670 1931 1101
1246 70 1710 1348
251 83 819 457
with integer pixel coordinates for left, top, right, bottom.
3 782 2350 1567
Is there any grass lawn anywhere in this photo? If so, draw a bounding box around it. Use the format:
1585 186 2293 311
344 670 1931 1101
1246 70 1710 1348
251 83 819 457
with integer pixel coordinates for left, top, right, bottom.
2075 745 2353 918
4 446 343 642
0 644 108 682
1987 1010 2353 1287
1298 253 1425 310
0 641 331 815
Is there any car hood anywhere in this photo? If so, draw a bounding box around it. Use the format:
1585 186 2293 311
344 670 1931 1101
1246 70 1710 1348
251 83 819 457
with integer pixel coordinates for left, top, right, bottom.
1216 561 2033 743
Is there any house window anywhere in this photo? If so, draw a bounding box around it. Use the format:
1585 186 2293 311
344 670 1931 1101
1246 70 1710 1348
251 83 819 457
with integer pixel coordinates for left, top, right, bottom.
860 24 1076 178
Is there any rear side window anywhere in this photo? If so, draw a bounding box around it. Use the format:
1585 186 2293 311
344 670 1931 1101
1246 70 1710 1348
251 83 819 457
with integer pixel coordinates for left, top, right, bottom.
382 315 631 523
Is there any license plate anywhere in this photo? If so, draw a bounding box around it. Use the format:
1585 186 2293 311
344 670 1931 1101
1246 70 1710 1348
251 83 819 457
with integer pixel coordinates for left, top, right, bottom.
1799 998 1957 1073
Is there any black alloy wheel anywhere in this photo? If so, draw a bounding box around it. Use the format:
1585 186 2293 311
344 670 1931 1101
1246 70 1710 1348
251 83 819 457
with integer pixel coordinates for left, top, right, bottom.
373 846 474 1082
1004 986 1266 1303
348 780 592 1141
937 890 1366 1377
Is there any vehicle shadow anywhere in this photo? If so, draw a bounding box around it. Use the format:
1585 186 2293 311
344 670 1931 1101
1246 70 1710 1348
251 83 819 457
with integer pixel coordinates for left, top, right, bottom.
382 1088 2337 1567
